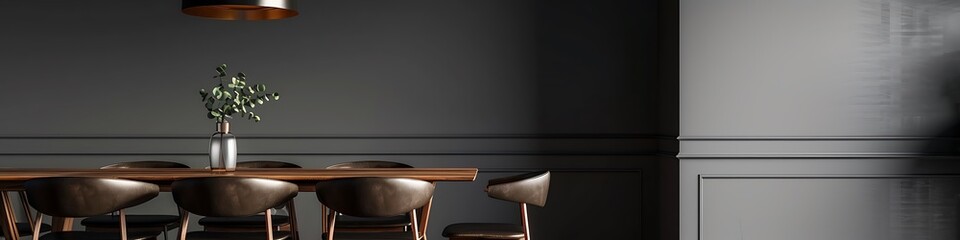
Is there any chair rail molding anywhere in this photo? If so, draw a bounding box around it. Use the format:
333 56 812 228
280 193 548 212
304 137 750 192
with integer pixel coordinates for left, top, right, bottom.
677 136 960 159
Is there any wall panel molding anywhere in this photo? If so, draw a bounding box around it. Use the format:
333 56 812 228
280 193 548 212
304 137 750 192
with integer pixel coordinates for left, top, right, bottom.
0 134 669 156
678 136 960 159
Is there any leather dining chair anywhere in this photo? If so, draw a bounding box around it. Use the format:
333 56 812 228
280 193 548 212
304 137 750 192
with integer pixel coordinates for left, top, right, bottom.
322 161 424 236
316 177 435 240
24 177 163 240
441 171 550 240
172 177 299 240
81 161 190 240
198 161 301 240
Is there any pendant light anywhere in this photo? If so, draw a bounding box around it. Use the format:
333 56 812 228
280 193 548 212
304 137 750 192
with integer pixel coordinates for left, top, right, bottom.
182 0 298 20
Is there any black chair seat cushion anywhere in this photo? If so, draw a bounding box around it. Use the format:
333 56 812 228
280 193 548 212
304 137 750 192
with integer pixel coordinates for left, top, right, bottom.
38 231 161 240
81 214 181 229
16 222 52 236
198 215 289 228
336 215 410 228
321 232 415 240
442 223 525 239
185 231 291 240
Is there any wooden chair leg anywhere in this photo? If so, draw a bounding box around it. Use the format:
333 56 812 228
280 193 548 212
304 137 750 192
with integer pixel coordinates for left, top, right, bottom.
1 191 20 239
520 203 530 240
18 192 33 228
265 209 273 240
32 212 43 240
326 211 336 240
409 210 420 240
418 196 433 240
286 201 299 240
120 209 128 240
177 208 189 240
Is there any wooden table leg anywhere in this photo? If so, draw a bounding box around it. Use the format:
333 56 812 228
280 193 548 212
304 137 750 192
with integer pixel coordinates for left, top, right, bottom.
52 217 73 232
320 205 327 234
0 191 20 240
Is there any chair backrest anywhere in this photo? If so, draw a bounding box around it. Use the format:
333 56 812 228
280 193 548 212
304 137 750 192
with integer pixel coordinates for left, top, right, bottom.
325 161 413 169
172 177 298 217
24 177 159 217
101 161 190 169
486 171 551 207
237 160 302 168
316 177 434 217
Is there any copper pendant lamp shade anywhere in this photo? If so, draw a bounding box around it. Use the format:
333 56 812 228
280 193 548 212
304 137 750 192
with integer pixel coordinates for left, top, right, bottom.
182 0 298 20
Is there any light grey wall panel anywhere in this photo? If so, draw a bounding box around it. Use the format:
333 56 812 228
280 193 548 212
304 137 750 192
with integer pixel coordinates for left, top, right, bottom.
680 0 960 138
681 158 960 240
702 177 960 240
680 0 960 239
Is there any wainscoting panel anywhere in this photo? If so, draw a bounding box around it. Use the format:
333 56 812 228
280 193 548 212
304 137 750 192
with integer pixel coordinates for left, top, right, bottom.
701 176 960 240
680 137 960 240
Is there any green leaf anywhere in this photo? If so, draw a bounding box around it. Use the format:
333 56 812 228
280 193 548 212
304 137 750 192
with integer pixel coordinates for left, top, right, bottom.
210 111 221 117
222 91 232 99
256 99 264 105
272 93 280 100
256 84 266 92
215 65 226 77
254 116 261 122
238 72 246 78
227 84 237 88
231 77 238 85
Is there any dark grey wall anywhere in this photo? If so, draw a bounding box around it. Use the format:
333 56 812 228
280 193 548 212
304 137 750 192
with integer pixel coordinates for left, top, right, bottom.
0 0 671 239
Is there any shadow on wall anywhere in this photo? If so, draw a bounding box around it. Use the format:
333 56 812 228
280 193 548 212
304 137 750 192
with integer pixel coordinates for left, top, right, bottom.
910 51 960 240
529 0 658 239
918 50 960 155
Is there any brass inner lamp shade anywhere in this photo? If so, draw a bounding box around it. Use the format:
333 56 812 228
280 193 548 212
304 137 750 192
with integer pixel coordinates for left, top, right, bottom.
182 0 298 20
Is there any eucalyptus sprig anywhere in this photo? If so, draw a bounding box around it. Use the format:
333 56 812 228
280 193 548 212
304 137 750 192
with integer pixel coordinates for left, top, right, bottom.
199 64 280 122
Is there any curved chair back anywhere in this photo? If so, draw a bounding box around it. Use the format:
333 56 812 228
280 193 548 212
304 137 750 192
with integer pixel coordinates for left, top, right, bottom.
172 177 298 217
325 161 413 169
316 178 434 217
486 171 551 207
101 161 190 169
25 177 159 217
237 161 302 168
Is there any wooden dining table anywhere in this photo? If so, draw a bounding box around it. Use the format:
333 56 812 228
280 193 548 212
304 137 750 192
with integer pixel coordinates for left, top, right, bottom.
0 168 478 240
